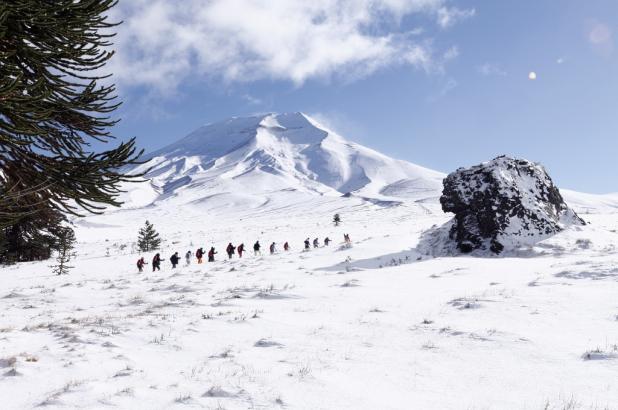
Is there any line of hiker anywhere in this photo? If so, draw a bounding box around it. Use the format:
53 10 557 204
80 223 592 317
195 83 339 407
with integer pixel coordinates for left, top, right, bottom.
303 236 333 250
136 234 351 273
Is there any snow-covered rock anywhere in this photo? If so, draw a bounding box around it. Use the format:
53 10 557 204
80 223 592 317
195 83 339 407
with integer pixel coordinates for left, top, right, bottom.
439 156 585 254
124 113 444 210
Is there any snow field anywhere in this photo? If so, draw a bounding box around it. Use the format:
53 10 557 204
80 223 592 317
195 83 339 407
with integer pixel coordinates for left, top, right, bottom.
1 199 618 409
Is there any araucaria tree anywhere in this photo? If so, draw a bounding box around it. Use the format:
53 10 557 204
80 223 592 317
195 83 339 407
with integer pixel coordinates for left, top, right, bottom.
137 221 161 252
0 202 66 264
333 213 341 226
52 227 76 275
0 0 144 231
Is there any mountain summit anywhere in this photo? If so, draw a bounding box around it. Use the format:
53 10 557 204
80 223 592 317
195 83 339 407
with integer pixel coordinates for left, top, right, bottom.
126 113 443 209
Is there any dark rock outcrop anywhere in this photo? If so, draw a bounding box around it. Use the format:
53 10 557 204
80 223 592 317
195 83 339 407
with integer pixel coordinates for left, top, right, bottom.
440 156 584 254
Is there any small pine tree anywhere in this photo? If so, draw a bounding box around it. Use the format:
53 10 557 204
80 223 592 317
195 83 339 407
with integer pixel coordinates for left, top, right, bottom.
333 213 341 226
53 227 76 275
137 221 161 252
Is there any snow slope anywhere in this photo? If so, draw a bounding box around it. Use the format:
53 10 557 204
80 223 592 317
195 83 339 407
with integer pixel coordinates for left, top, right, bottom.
562 189 618 215
120 113 444 211
2 113 618 409
1 193 618 410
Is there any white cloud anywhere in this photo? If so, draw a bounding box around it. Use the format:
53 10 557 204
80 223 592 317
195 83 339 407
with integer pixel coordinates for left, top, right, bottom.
436 6 475 29
443 46 459 61
242 94 264 106
588 23 612 45
477 63 507 77
586 20 613 57
106 0 471 93
428 77 457 102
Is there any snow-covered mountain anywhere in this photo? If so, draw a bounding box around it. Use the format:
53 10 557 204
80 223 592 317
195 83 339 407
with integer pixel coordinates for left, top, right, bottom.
123 113 444 209
6 116 618 409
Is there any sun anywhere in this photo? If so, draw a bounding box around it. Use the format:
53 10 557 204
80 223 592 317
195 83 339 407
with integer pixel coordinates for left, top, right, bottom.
528 71 537 80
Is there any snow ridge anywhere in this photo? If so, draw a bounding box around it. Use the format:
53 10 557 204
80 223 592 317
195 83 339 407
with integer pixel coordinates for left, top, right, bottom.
125 113 444 210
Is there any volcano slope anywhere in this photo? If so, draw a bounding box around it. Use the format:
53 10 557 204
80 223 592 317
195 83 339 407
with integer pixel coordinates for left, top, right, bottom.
1 116 618 409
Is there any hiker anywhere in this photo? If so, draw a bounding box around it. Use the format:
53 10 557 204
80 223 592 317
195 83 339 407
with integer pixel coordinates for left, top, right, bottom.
152 253 162 272
136 257 147 273
196 247 204 264
324 237 331 246
304 238 310 250
238 243 245 258
270 242 276 255
208 247 217 262
170 252 180 269
185 250 192 265
344 233 352 244
226 243 236 259
283 242 289 251
313 238 319 248
254 241 261 256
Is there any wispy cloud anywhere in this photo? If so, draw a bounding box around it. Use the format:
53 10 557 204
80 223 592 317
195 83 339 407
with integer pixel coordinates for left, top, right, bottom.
586 20 613 57
242 94 264 106
443 46 459 61
436 6 475 29
427 77 457 102
106 0 473 93
477 63 507 77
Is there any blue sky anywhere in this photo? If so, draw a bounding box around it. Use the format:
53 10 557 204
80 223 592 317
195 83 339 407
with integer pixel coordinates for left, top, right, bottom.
109 1 617 193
